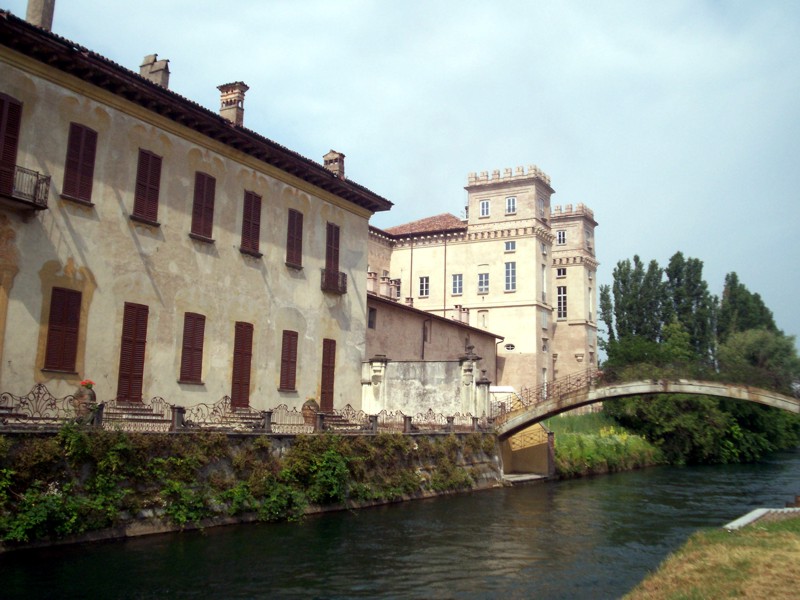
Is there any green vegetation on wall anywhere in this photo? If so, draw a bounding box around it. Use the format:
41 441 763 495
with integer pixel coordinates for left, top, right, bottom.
0 428 497 546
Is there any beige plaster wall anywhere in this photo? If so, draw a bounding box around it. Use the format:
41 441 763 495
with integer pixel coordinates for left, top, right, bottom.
0 50 372 411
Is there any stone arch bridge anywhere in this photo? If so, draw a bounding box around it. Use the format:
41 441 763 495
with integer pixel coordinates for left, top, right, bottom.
495 369 800 441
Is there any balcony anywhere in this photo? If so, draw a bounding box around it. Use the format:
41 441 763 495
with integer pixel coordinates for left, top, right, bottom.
0 165 50 210
321 268 347 294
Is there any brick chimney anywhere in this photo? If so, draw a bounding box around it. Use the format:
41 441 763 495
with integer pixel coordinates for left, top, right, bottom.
26 0 55 31
323 150 345 178
217 82 249 127
139 54 170 88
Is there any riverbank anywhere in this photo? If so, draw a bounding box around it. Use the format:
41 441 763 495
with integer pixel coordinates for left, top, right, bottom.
0 427 501 552
544 412 666 478
624 514 800 598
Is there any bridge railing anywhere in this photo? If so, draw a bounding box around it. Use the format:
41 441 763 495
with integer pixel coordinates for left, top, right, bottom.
492 368 600 423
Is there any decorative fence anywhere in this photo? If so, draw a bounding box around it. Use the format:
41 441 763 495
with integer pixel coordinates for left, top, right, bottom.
0 384 492 436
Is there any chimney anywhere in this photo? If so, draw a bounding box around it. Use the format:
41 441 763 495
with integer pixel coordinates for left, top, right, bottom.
217 82 249 127
26 0 55 31
323 150 345 178
139 54 170 88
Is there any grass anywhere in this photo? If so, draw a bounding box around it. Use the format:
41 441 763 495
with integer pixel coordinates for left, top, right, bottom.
625 516 800 599
544 411 665 477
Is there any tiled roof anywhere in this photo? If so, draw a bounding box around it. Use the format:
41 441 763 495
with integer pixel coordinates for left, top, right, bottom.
385 213 466 236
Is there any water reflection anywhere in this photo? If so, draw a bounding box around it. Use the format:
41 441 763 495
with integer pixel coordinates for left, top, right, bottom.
2 448 798 599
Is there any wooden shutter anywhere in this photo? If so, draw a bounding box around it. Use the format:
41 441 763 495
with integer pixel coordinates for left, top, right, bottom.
0 94 22 197
241 191 261 253
116 302 149 402
133 149 162 222
179 312 205 383
279 330 298 391
325 222 340 273
286 209 303 267
43 287 81 371
231 321 253 408
63 123 97 202
320 338 336 412
191 171 215 239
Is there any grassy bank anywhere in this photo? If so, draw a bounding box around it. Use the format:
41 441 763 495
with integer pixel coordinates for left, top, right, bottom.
0 427 499 548
625 515 800 598
544 412 665 477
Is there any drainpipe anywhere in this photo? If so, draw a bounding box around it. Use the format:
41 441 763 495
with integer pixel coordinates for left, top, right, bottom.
422 317 432 359
443 234 447 316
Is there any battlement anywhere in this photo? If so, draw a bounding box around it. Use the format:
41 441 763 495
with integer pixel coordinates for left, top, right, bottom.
552 203 594 220
467 164 551 187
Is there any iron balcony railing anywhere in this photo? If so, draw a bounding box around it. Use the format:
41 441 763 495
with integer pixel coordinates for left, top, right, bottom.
1 165 50 209
321 268 347 294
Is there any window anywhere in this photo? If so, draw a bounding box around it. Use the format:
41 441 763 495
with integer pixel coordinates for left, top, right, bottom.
0 93 22 198
179 312 205 383
505 262 516 292
556 230 566 245
479 199 490 217
585 228 594 250
419 276 430 297
452 273 463 295
117 302 149 402
395 279 402 299
557 267 566 278
190 171 216 240
132 149 162 224
541 309 549 329
557 286 567 319
537 196 546 218
231 321 253 407
240 190 262 256
286 209 303 267
320 338 336 412
505 196 516 214
478 310 489 328
279 330 299 391
368 307 377 329
505 241 516 252
62 123 97 203
540 242 548 256
44 287 81 372
542 339 549 352
541 264 547 302
322 222 345 293
478 273 489 294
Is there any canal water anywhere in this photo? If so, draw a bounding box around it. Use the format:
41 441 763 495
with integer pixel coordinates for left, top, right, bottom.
3 448 799 599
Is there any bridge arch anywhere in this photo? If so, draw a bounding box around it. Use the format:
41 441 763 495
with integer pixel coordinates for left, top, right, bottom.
495 378 800 441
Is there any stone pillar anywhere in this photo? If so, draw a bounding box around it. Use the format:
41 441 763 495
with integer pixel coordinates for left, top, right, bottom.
403 415 413 434
261 410 273 433
476 370 492 419
92 402 105 428
471 416 479 432
315 412 326 432
362 355 389 414
446 416 455 433
368 414 378 433
170 405 185 431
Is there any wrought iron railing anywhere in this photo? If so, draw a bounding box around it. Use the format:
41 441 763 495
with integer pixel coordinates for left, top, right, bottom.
320 268 347 294
0 384 493 436
2 165 51 208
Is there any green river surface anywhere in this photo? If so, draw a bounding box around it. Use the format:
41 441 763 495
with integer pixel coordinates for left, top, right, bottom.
2 447 799 599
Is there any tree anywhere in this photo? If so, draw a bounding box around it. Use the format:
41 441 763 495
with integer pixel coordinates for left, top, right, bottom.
717 272 777 342
663 252 716 361
602 255 664 344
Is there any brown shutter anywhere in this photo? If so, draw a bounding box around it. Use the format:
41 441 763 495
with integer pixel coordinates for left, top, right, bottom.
320 338 336 412
286 209 303 267
191 172 215 239
63 123 97 202
326 222 340 273
133 149 162 222
117 302 149 402
179 312 205 383
241 191 261 253
231 321 253 408
44 287 81 371
279 330 298 391
0 94 22 197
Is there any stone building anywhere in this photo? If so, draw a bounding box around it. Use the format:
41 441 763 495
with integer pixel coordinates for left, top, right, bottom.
368 166 598 394
0 7 391 411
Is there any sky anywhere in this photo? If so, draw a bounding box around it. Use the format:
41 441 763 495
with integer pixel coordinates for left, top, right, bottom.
5 0 800 343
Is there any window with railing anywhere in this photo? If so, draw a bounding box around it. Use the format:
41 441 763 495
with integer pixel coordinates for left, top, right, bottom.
0 93 50 209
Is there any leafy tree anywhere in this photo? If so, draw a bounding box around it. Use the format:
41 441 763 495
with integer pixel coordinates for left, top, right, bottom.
602 255 664 344
718 329 800 394
717 272 777 342
663 252 717 361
